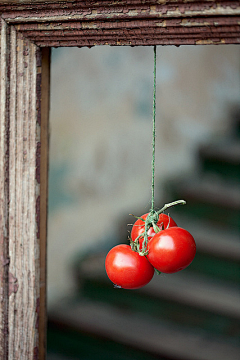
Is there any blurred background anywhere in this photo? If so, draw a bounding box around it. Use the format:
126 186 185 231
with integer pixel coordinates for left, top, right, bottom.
47 45 240 360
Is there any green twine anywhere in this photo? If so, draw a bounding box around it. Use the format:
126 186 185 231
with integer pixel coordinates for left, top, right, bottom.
150 46 186 217
151 45 157 213
139 45 157 255
130 46 186 256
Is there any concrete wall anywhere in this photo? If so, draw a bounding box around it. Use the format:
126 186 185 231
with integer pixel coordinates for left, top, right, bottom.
48 45 240 304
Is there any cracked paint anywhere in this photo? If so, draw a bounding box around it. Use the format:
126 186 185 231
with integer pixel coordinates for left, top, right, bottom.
8 273 18 296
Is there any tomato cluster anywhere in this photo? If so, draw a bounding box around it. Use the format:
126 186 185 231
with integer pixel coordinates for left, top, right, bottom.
105 212 196 289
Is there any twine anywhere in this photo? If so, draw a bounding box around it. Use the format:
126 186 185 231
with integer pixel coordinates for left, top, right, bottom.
151 45 157 213
130 46 186 256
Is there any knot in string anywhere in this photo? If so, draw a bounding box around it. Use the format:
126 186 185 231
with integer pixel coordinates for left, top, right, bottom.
140 211 159 256
146 211 158 228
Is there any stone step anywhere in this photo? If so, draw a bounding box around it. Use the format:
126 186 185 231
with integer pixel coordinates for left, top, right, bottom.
76 252 240 321
167 176 240 229
47 319 169 360
170 214 240 261
198 140 240 182
231 106 240 138
144 272 240 320
199 140 240 166
169 215 240 284
49 300 240 360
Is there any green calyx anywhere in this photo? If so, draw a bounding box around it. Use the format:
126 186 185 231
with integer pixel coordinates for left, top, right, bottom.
130 199 186 256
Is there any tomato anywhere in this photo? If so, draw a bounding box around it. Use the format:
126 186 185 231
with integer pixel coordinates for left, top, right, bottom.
131 213 177 249
105 244 154 289
147 227 196 273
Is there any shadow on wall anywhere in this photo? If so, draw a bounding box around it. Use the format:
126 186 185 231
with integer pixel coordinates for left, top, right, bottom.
47 45 240 360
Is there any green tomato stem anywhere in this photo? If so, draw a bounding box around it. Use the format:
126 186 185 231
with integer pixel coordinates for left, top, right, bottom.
157 200 186 215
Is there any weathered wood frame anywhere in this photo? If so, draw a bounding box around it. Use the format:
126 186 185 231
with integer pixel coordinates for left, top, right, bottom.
0 1 239 359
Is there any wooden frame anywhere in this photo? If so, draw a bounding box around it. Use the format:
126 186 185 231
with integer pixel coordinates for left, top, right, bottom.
0 1 239 359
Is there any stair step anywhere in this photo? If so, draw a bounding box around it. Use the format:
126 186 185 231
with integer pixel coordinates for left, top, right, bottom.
77 253 240 321
145 273 240 319
168 176 240 229
188 252 240 284
199 140 240 165
231 107 240 138
171 215 240 261
199 140 240 182
173 177 240 211
174 217 240 283
47 354 73 360
47 319 165 360
49 300 240 360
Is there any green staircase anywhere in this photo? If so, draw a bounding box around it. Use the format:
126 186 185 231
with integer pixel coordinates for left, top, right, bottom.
48 115 240 360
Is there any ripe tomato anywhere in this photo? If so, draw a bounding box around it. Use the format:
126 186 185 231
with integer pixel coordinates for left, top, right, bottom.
147 227 196 273
131 213 177 249
105 244 154 289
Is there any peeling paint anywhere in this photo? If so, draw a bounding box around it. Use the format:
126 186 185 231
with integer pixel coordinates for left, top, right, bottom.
36 142 41 184
196 38 226 45
82 22 97 29
33 346 39 360
0 1 239 47
35 297 40 329
36 195 40 239
8 13 240 46
1 256 9 266
8 273 18 296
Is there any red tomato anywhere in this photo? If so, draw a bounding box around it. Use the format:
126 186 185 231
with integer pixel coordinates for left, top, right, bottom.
131 213 177 249
105 244 154 289
147 227 196 273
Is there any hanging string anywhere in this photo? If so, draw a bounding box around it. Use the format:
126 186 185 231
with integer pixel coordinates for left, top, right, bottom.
130 45 186 256
151 45 157 213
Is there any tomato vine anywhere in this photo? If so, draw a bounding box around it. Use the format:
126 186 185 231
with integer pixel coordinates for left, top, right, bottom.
105 46 196 289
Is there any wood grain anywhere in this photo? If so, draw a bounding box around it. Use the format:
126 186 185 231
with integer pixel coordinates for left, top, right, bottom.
8 28 39 359
0 20 49 360
8 24 17 360
0 18 9 360
1 1 240 46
